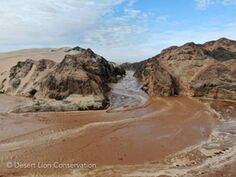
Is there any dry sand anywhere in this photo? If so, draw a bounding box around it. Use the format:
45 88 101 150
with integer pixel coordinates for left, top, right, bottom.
0 47 78 74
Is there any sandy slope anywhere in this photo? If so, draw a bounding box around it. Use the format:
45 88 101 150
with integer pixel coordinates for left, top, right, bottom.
0 47 79 74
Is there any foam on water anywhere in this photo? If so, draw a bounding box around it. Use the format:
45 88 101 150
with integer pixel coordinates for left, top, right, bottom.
108 70 148 110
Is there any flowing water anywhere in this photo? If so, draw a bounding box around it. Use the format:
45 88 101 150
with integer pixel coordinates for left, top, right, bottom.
0 71 235 176
108 70 148 110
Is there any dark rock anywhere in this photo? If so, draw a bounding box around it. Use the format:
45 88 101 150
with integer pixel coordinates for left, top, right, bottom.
3 46 126 112
120 62 143 71
134 38 236 100
8 59 34 90
36 59 56 72
134 61 178 96
190 63 236 100
38 48 124 100
65 46 85 53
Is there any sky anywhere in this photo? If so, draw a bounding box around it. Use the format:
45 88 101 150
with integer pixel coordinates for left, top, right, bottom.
0 0 236 62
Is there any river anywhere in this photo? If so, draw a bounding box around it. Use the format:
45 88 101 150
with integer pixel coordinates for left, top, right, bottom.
108 70 148 110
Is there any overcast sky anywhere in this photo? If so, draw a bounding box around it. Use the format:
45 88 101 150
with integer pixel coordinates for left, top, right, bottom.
0 0 236 62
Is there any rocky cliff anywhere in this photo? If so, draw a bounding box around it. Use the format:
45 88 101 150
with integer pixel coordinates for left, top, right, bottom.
0 47 125 111
120 62 144 71
134 38 236 100
37 48 125 100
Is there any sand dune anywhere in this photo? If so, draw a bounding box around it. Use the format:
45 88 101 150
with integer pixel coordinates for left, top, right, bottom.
0 47 79 73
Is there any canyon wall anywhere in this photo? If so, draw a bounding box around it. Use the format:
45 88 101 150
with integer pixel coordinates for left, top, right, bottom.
134 38 236 100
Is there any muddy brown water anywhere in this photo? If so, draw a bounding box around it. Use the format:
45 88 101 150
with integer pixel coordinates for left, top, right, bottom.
0 72 234 177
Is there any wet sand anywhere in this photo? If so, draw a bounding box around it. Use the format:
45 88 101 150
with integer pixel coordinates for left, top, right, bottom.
0 95 218 176
1 72 235 177
0 94 32 113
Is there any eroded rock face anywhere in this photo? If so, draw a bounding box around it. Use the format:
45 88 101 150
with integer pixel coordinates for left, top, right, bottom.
134 38 236 100
38 49 123 100
204 38 236 61
5 59 56 96
134 61 177 96
9 59 34 90
0 47 125 111
190 63 236 100
120 62 144 71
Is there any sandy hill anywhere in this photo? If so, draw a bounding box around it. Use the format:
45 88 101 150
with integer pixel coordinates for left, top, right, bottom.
0 47 81 73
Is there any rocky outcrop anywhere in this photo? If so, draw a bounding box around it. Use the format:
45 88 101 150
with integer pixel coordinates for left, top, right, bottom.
4 59 56 96
0 47 125 111
190 63 236 100
120 62 144 71
203 38 236 61
134 38 236 100
134 61 178 96
37 48 123 100
65 46 86 53
9 59 34 90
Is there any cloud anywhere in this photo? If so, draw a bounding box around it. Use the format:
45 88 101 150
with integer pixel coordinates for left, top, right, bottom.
0 0 127 48
195 0 236 9
195 0 213 9
0 0 235 62
0 0 152 61
147 22 236 51
95 21 236 62
156 16 168 23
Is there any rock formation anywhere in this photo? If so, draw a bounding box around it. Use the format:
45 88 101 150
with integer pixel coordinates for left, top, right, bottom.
134 38 236 100
4 59 56 96
134 61 177 96
120 62 143 71
37 48 123 100
0 47 125 111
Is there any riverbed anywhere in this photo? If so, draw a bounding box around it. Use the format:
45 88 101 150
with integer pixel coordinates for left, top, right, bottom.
0 73 235 177
108 70 148 110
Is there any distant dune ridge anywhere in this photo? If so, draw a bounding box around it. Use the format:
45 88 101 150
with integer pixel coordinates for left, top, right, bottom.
133 38 236 100
0 47 125 112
